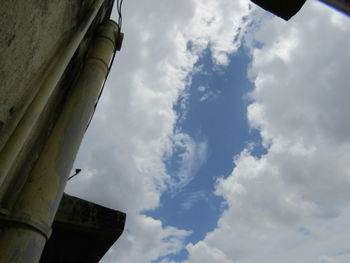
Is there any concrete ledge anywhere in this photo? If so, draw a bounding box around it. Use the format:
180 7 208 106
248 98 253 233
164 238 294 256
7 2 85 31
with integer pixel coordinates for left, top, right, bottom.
251 0 307 20
39 193 126 263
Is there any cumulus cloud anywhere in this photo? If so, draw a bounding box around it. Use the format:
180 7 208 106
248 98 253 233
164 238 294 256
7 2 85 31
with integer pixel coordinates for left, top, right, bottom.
102 215 191 263
65 0 252 262
185 1 350 263
184 0 252 65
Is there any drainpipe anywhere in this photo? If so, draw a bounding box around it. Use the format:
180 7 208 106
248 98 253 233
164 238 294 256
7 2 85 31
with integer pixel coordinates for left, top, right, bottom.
0 0 104 195
0 20 121 263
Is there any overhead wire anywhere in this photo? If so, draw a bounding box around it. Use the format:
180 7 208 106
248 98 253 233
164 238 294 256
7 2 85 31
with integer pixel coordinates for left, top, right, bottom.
117 0 123 31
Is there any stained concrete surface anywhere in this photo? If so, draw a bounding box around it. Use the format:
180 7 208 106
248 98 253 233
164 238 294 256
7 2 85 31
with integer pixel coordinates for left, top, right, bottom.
0 0 93 151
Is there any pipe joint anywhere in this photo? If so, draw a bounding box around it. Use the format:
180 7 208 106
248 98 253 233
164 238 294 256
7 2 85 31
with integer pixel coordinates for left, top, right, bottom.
0 214 52 240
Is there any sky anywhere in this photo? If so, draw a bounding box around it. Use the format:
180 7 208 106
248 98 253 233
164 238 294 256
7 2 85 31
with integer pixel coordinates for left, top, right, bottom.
65 1 350 262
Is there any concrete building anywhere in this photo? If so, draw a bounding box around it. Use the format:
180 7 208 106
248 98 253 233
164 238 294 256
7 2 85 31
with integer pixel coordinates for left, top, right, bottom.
0 1 125 262
251 0 350 20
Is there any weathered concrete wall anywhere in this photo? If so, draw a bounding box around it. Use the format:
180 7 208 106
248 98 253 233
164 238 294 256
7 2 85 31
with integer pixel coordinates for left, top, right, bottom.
0 0 94 150
0 1 122 262
0 0 115 211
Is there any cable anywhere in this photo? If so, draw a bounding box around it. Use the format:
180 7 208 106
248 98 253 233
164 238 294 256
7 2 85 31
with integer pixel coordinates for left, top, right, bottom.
117 0 123 31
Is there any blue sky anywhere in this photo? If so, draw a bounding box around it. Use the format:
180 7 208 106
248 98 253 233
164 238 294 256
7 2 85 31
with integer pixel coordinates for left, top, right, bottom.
146 46 264 262
66 1 350 263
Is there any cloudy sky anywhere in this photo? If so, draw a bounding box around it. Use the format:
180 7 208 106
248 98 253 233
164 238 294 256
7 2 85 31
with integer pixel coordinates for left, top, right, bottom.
66 1 350 262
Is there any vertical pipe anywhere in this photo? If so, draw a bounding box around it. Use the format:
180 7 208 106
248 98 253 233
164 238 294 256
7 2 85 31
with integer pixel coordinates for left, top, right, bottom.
0 20 120 263
0 0 104 190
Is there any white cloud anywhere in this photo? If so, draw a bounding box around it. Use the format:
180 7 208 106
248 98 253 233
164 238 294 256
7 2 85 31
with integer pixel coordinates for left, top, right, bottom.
181 190 208 210
102 215 191 263
197 85 221 102
159 260 177 263
65 0 252 262
185 0 252 65
319 256 335 263
199 89 221 102
169 133 208 190
197 85 207 92
186 241 235 263
185 1 350 263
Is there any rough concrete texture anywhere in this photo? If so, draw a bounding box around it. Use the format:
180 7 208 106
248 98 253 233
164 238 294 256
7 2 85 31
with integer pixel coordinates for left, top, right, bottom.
40 194 125 263
0 0 94 150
